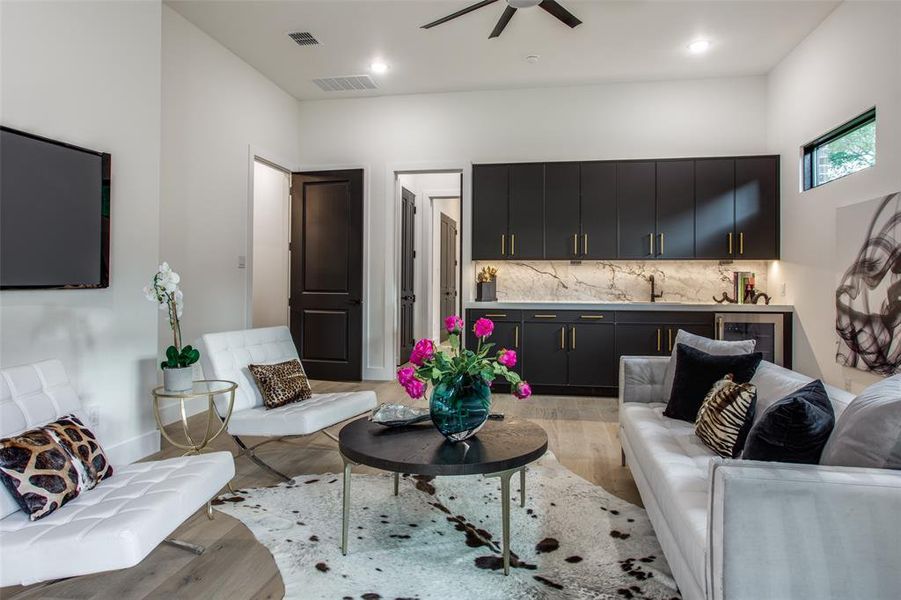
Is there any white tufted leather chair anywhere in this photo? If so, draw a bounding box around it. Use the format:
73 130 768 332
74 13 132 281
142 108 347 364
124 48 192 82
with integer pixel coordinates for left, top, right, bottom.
0 360 234 587
196 326 377 480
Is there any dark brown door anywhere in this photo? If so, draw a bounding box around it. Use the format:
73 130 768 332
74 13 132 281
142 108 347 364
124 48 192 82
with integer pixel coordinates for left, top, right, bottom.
617 162 656 258
290 169 363 380
399 187 416 361
471 164 508 259
580 161 617 259
439 212 457 341
695 158 735 259
507 163 544 259
544 162 581 259
656 160 695 258
735 156 778 259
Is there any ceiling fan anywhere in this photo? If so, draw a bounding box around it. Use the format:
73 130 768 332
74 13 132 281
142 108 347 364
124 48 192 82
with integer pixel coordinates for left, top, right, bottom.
422 0 582 39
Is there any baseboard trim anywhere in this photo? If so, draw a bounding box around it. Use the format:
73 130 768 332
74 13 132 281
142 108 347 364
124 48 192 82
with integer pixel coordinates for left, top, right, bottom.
107 429 160 465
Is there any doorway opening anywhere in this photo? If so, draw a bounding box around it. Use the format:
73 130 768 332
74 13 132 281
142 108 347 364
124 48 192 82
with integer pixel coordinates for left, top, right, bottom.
396 172 463 364
251 158 291 328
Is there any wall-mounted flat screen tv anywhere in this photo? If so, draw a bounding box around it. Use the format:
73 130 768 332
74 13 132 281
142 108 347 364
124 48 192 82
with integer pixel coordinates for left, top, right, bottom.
1 126 110 289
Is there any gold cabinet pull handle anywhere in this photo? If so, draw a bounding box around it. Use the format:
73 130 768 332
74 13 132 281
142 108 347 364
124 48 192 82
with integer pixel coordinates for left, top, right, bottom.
534 314 557 318
739 232 744 255
728 232 733 255
572 233 578 256
649 233 655 256
583 233 588 256
484 313 507 318
501 234 506 256
560 327 565 350
571 326 576 350
514 325 519 348
657 328 662 352
668 328 673 352
510 233 515 256
580 314 605 319
658 233 664 256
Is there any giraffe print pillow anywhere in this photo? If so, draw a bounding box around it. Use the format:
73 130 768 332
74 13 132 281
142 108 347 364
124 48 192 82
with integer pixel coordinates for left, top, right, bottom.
44 415 113 489
0 428 83 520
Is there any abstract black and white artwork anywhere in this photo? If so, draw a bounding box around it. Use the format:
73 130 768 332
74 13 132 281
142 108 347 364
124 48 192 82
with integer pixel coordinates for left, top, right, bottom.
835 192 901 375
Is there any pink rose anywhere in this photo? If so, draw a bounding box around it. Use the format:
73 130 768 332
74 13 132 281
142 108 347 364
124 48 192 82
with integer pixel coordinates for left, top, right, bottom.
396 366 415 386
497 348 517 368
444 315 464 333
404 378 426 399
409 339 436 366
473 317 494 339
513 381 532 399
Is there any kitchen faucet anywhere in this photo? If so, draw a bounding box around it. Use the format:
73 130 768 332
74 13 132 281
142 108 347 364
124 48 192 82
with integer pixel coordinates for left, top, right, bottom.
649 275 663 303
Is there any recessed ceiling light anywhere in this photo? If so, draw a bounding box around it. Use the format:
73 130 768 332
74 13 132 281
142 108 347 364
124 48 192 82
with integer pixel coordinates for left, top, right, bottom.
525 54 540 64
687 39 711 54
370 61 389 74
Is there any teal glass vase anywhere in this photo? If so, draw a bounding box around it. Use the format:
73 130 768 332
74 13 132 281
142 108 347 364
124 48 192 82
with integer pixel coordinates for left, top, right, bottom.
429 374 492 443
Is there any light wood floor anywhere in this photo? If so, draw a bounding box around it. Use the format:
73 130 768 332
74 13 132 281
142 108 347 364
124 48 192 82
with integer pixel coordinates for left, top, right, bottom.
3 381 637 600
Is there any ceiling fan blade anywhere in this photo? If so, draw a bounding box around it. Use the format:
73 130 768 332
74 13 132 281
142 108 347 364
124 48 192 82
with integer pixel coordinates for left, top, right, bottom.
422 0 500 29
489 5 517 38
539 0 582 28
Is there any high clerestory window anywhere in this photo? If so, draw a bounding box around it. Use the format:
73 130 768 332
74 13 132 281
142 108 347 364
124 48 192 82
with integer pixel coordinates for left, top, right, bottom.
802 108 876 191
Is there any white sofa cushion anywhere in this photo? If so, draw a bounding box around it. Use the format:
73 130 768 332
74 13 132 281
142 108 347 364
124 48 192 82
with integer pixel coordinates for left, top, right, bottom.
0 451 234 587
620 402 714 589
227 391 377 436
750 361 854 422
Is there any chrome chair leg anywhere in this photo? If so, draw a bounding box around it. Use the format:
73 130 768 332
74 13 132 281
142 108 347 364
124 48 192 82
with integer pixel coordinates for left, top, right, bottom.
341 455 354 556
232 435 292 482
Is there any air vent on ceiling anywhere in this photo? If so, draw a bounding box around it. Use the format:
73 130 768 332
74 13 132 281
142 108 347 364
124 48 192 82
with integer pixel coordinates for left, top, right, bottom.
312 75 378 92
288 31 319 46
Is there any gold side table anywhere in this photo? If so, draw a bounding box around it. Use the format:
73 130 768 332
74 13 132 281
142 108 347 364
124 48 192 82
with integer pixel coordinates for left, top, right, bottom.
152 380 237 456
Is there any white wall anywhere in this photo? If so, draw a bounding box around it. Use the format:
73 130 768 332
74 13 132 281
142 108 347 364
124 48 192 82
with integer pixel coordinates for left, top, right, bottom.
297 77 768 379
251 161 290 328
0 1 162 463
766 1 901 392
161 5 303 358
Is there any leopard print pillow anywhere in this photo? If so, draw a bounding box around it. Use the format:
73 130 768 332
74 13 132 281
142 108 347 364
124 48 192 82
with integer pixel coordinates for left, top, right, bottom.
249 359 313 409
45 415 113 489
0 428 82 520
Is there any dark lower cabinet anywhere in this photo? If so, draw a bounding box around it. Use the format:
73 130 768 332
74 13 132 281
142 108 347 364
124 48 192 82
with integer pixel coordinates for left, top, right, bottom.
568 323 616 386
614 323 666 360
521 321 568 385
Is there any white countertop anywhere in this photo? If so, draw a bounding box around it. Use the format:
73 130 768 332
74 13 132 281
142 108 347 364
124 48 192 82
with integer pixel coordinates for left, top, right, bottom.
464 301 792 312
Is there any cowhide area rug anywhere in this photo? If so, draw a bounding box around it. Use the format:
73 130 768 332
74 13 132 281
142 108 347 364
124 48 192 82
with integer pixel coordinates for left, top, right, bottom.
213 453 680 600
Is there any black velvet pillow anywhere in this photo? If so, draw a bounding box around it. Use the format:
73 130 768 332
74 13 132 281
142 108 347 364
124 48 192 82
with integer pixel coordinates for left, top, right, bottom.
664 344 763 422
742 379 835 464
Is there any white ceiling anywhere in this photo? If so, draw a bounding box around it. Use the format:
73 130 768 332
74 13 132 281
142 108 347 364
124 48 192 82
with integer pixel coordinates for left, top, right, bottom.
167 0 839 101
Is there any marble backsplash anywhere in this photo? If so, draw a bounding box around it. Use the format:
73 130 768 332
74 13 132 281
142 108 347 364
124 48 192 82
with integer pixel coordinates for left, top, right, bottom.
474 260 771 304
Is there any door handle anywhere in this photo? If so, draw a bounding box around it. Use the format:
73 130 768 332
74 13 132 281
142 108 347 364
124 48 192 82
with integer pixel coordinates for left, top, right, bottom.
510 233 515 256
501 234 506 256
583 233 588 256
514 325 519 348
656 328 662 352
667 328 673 352
739 232 744 255
573 233 578 256
658 233 664 256
560 327 565 350
571 326 576 350
649 233 655 256
728 232 733 255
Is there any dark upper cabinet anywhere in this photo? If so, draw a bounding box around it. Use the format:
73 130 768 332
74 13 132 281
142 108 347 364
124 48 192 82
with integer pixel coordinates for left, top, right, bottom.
472 164 508 260
568 322 616 387
695 158 736 259
617 162 657 259
508 163 544 260
735 156 779 259
656 160 695 259
580 161 618 259
544 162 582 259
521 321 568 385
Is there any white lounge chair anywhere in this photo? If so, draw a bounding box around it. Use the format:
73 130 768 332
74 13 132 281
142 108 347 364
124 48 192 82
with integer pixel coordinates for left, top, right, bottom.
0 359 234 587
196 326 377 481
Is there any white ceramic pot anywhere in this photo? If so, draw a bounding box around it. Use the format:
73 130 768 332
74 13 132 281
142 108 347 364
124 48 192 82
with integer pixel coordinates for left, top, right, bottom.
163 366 194 392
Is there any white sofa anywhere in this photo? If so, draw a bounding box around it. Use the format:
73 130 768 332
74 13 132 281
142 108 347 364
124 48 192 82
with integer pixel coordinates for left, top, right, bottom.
0 360 234 587
619 357 901 600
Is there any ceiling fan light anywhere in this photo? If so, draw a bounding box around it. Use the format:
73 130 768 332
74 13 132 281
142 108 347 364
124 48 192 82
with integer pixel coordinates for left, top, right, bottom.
370 61 389 74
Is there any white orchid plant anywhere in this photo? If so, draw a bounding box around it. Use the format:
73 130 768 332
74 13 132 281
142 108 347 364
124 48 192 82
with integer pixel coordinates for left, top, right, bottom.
144 262 199 370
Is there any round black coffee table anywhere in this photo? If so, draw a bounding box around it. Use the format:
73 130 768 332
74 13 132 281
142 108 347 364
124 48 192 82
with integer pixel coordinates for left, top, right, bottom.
338 417 548 575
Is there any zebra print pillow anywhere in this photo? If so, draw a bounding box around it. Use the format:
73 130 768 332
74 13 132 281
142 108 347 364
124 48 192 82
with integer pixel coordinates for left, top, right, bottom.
695 375 758 458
